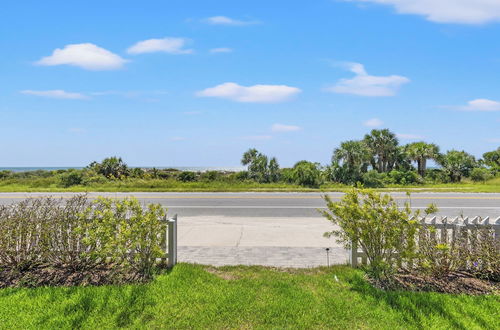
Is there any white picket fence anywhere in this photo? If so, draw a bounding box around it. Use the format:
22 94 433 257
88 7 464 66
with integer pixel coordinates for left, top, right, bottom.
349 216 500 267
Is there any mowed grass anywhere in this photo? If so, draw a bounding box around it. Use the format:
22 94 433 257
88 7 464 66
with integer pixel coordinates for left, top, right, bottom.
0 264 498 329
1 176 500 193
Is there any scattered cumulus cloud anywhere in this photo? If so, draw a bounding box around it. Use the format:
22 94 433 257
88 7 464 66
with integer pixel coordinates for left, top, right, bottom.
397 133 424 140
196 82 301 103
203 16 259 25
210 47 233 53
35 43 127 70
455 99 500 112
326 62 409 97
348 0 500 24
127 37 193 55
271 124 302 132
363 118 384 127
20 90 87 99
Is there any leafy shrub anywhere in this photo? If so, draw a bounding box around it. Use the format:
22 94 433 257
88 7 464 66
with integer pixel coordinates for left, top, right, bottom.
424 168 449 183
0 196 168 280
321 189 436 278
59 170 84 187
470 168 493 182
80 197 167 276
361 170 387 188
292 161 322 188
416 222 500 280
177 171 197 182
201 171 220 181
0 196 91 269
387 170 421 185
0 170 12 179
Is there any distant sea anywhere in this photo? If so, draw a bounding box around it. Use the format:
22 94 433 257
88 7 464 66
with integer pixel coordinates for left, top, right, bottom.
0 167 245 173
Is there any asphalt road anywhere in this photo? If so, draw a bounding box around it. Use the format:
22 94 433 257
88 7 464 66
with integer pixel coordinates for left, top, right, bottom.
0 192 499 218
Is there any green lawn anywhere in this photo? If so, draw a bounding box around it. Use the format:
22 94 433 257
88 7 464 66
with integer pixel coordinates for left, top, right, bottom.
0 264 498 329
1 177 500 193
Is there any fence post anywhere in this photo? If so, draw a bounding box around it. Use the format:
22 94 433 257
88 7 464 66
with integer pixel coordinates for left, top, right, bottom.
167 214 178 267
349 240 358 267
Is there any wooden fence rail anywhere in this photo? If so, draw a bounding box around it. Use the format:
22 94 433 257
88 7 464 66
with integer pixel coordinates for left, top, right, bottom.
350 216 500 267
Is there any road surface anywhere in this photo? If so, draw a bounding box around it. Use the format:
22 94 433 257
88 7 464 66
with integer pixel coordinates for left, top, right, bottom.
1 192 498 267
0 192 499 218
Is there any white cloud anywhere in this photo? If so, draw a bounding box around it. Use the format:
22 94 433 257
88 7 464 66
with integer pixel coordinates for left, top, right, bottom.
271 124 302 132
20 90 87 99
349 0 500 24
363 118 384 127
203 16 259 25
242 135 273 141
326 62 409 97
127 37 193 55
397 133 424 140
36 43 127 70
457 99 500 111
196 82 301 103
210 47 233 53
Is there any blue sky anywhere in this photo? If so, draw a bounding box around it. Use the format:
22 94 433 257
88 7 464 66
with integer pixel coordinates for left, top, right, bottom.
1 0 500 167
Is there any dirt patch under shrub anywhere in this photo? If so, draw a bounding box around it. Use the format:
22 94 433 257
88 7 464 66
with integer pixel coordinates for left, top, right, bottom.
372 271 500 295
0 263 152 288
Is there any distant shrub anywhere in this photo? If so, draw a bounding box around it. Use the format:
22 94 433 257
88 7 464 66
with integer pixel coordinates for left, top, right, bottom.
201 171 220 181
0 170 12 180
232 171 249 181
292 161 322 188
362 170 387 188
59 170 84 187
470 168 493 182
387 170 421 185
424 168 449 184
177 171 197 182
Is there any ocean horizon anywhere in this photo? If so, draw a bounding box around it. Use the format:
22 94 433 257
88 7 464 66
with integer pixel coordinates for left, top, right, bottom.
0 166 246 173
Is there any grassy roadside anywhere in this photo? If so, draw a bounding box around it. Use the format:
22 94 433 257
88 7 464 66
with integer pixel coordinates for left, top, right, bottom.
0 177 500 193
0 263 498 329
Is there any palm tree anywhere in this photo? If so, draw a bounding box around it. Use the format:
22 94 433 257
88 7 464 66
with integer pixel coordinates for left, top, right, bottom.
363 129 399 173
332 140 371 172
406 142 440 176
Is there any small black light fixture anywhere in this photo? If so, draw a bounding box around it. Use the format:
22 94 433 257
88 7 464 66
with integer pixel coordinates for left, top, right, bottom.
325 248 330 267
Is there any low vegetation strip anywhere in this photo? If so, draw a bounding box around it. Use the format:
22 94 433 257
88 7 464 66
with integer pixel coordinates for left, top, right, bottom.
1 129 499 192
0 264 498 329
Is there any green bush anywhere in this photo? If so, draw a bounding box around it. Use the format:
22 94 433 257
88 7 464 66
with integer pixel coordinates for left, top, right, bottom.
470 168 493 182
292 161 322 187
59 170 84 187
177 171 197 182
81 197 167 276
387 170 421 185
321 189 437 278
416 222 500 280
361 170 387 188
0 196 168 280
201 171 220 181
